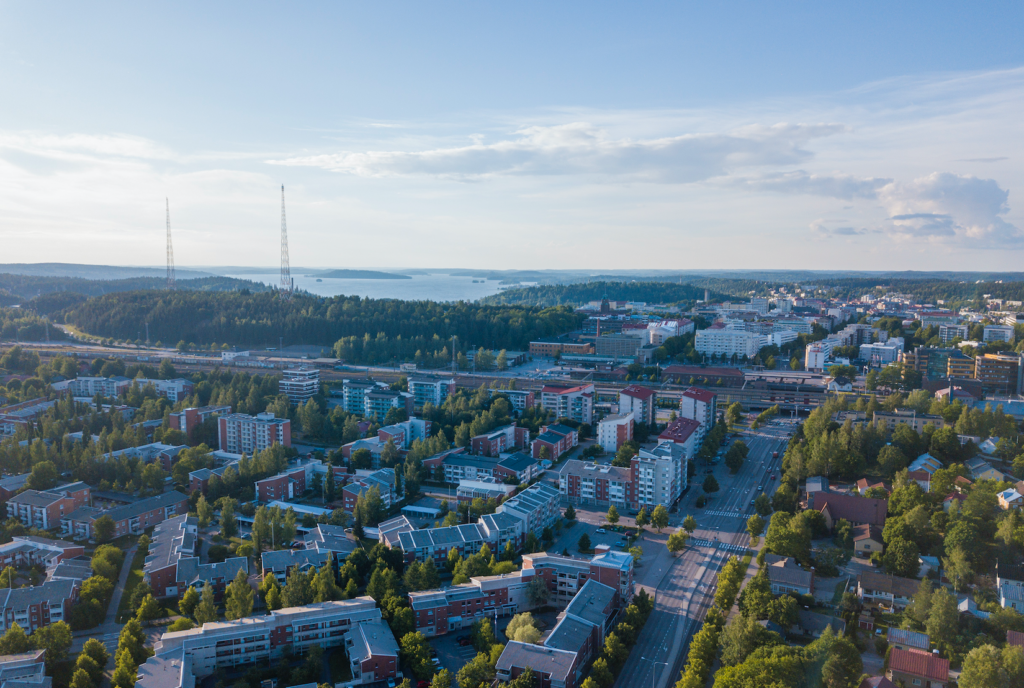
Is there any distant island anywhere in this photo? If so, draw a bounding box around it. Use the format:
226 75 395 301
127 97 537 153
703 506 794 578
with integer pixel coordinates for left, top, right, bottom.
310 269 412 280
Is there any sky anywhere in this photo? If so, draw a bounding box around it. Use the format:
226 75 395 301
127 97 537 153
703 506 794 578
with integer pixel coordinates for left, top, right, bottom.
2 2 1024 271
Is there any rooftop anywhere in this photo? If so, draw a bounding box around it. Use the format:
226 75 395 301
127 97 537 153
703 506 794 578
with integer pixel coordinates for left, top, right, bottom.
888 648 949 682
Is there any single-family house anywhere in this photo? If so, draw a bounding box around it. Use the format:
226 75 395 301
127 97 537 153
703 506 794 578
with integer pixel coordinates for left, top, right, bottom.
852 524 883 558
763 554 813 596
999 489 1024 510
857 571 918 611
886 648 949 688
887 628 929 652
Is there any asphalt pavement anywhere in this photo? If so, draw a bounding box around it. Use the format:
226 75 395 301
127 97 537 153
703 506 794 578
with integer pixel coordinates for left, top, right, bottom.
612 423 793 688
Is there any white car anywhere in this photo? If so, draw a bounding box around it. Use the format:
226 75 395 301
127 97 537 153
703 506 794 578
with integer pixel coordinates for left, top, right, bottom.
596 528 607 534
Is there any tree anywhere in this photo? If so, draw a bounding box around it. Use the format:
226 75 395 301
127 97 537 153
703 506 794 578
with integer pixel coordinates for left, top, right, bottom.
82 638 110 672
471 618 496 652
27 461 59 491
196 494 213 527
682 515 697 534
0 623 29 655
194 585 219 625
564 504 576 522
960 645 1008 688
526 576 549 607
720 613 781 667
703 474 719 493
667 531 689 556
754 492 772 517
220 500 238 538
635 507 649 530
430 669 453 688
400 631 434 680
746 514 766 539
506 613 541 644
456 652 495 688
92 515 115 543
135 594 161 620
32 621 72 666
927 587 959 652
883 538 920 578
225 568 254 620
943 546 973 591
578 533 591 552
167 618 194 632
606 505 620 526
651 505 669 532
70 668 93 688
180 586 200 618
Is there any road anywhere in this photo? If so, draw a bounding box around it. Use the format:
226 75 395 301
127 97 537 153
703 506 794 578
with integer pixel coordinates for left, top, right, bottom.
614 423 792 688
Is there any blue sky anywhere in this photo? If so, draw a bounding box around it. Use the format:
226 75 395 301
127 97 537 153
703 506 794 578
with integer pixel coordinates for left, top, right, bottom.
2 2 1023 269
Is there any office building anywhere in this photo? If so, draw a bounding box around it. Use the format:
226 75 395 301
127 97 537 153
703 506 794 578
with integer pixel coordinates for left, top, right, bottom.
975 353 1024 394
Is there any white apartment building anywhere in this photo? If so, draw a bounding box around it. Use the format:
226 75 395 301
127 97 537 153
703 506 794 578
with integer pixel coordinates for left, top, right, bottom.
279 368 319 405
805 342 831 371
939 324 969 344
679 387 717 443
408 377 456 408
540 384 594 424
635 442 686 507
985 325 1015 343
341 379 389 415
860 341 903 365
618 385 655 425
133 378 194 402
749 298 769 315
52 376 132 397
773 317 813 334
217 412 290 455
596 412 634 453
695 328 764 358
154 599 384 677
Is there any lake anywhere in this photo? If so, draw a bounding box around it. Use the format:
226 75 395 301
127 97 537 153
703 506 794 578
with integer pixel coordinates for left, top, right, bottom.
225 272 505 302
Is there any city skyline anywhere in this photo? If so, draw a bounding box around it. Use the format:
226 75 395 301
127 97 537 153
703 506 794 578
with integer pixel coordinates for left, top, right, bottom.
1 3 1023 270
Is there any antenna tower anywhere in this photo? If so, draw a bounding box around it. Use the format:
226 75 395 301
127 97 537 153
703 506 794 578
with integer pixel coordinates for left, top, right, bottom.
165 198 176 290
280 185 292 298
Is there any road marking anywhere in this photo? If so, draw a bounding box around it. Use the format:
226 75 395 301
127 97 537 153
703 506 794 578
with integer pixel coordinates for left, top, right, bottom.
701 509 748 518
690 538 750 553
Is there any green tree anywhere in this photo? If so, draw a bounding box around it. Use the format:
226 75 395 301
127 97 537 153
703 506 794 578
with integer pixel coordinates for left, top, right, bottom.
225 568 253 620
0 623 29 655
400 631 434 680
194 585 219 625
606 505 620 526
959 645 1008 688
506 613 541 644
682 515 697 534
927 587 959 652
32 621 72 666
883 538 920 578
179 586 200 618
196 494 213 527
651 505 669 532
430 669 453 688
92 515 116 543
578 533 591 551
703 474 719 493
667 531 689 556
526 576 550 607
82 638 110 672
135 594 161 621
746 513 765 539
564 504 576 521
220 499 238 538
635 507 649 530
69 669 93 688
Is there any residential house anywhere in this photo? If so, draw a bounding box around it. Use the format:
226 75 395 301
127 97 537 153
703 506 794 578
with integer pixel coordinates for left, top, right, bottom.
807 492 888 531
857 571 918 611
887 628 929 652
999 489 1024 510
852 525 884 558
344 619 399 685
763 554 813 596
887 648 949 688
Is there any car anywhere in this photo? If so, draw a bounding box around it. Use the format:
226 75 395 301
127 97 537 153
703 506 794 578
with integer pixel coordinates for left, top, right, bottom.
455 634 468 642
750 499 755 505
388 680 396 688
458 637 473 646
595 528 607 534
771 474 777 480
757 485 763 491
616 540 626 547
431 658 442 667
418 682 431 688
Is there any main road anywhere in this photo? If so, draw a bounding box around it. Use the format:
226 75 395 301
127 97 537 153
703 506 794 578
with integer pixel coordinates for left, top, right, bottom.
615 424 792 688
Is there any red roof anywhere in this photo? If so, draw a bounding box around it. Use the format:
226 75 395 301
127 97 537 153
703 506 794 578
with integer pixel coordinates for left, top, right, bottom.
682 387 717 403
906 471 931 482
1008 630 1024 648
659 418 701 444
808 492 888 527
943 492 967 504
620 385 655 400
889 649 949 682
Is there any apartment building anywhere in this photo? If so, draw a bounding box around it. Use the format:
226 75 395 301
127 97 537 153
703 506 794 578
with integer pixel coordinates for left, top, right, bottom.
657 418 701 458
528 341 595 357
278 368 320 405
0 400 57 438
984 325 1015 343
409 550 633 637
154 599 385 677
254 458 327 503
303 523 359 560
487 388 535 413
679 387 717 442
0 473 28 502
596 413 634 453
805 342 830 372
495 483 561 536
635 442 687 508
0 536 84 571
559 461 634 509
54 376 132 398
531 424 578 461
469 423 529 457
618 385 655 425
939 324 969 344
6 483 91 530
259 549 329 584
344 618 399 684
873 410 944 433
340 379 389 415
144 515 248 600
217 412 291 455
0 579 79 634
975 353 1023 394
341 468 397 512
62 490 188 540
860 341 903 365
133 378 194 402
169 405 232 441
540 385 594 424
695 328 764 358
407 377 456 408
442 453 539 485
362 389 414 422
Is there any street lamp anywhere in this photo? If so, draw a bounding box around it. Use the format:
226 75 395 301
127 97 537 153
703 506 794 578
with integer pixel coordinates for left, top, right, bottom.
640 656 669 688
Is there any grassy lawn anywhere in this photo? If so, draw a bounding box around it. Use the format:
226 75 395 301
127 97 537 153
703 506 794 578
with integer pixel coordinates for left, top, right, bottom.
116 547 149 623
327 647 353 683
830 577 850 606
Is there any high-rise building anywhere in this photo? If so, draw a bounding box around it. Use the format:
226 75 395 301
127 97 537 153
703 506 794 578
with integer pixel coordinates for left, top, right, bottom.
217 412 291 455
618 385 656 425
540 384 594 424
407 377 456 408
279 368 319 405
679 387 717 443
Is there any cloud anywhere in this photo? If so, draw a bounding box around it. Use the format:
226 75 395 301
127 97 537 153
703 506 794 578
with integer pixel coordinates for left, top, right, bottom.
729 170 892 200
878 172 1024 247
810 220 876 237
958 157 1009 163
267 122 846 182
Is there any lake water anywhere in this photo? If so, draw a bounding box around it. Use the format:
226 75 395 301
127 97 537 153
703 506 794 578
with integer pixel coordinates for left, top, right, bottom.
225 272 505 302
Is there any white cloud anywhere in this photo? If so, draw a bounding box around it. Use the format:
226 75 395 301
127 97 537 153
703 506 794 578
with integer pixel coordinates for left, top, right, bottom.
728 170 891 200
267 122 846 182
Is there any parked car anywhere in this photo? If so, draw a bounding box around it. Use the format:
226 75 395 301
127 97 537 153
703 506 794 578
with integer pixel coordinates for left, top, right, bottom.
458 637 473 647
596 528 607 534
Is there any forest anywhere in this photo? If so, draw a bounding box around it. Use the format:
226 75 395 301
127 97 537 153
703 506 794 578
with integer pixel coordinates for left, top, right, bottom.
63 290 583 363
0 273 269 302
480 280 732 307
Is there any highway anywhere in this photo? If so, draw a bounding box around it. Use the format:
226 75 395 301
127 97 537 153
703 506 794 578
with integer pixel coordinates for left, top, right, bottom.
615 424 792 688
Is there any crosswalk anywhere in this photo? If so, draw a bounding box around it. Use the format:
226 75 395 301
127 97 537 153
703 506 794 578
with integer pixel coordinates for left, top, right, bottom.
701 509 749 518
690 538 750 554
